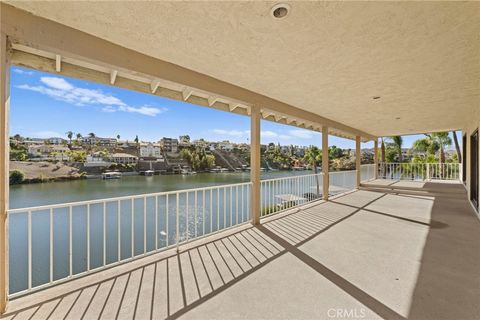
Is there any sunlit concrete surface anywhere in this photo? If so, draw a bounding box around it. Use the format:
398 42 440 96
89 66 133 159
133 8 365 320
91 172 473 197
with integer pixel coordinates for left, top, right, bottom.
1 182 479 320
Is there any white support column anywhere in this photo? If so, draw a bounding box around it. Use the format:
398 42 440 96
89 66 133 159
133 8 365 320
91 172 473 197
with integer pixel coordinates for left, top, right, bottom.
374 139 379 179
322 126 329 200
0 32 10 314
356 136 361 188
250 105 261 225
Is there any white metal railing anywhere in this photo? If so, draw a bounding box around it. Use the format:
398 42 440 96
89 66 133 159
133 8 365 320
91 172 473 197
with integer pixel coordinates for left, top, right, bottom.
360 164 376 182
378 162 460 181
329 169 357 193
7 182 252 297
260 173 324 217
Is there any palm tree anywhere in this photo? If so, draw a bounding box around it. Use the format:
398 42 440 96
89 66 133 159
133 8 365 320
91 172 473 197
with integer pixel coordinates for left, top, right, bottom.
429 133 452 164
66 131 74 145
303 146 322 196
76 133 82 140
380 138 386 162
452 131 461 163
389 136 403 162
88 132 96 138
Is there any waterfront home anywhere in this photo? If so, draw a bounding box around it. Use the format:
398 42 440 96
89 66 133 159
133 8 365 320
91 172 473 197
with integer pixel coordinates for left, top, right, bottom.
84 154 110 168
81 136 117 146
1 2 479 319
46 137 66 145
27 144 70 161
107 153 138 165
218 141 234 152
159 137 179 153
139 142 162 159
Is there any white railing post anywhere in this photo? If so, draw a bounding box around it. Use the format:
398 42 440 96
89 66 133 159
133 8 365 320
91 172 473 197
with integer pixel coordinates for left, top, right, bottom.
426 164 430 181
355 136 361 188
374 140 378 179
250 105 261 225
322 126 329 200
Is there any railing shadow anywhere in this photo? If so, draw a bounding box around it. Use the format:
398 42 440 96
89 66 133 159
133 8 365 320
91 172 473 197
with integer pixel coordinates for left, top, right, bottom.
1 191 393 320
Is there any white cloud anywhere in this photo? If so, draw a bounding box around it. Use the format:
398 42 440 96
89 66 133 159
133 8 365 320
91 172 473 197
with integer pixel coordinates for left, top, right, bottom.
17 76 165 117
289 129 318 139
261 130 278 138
13 68 34 76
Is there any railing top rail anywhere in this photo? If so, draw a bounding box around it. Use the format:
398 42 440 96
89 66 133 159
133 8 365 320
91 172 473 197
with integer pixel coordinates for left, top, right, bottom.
260 172 323 183
379 162 460 165
8 181 253 214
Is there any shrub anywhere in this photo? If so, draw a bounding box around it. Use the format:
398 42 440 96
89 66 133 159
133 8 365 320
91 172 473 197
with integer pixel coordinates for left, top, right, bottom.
9 170 25 185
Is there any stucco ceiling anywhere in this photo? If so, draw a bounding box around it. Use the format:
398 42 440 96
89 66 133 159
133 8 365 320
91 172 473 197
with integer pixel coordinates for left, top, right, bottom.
7 1 480 136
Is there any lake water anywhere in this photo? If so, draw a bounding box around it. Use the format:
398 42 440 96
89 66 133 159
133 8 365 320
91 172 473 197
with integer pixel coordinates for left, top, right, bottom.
8 171 317 295
9 171 311 209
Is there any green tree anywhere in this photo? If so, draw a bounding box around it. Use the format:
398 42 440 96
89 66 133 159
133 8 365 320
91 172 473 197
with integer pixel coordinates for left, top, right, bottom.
88 132 96 138
388 136 403 162
303 146 322 196
9 170 25 185
66 131 74 145
328 145 343 160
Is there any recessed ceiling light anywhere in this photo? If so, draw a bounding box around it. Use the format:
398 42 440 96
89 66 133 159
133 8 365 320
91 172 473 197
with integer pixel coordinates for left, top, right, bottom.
271 3 290 19
373 96 381 100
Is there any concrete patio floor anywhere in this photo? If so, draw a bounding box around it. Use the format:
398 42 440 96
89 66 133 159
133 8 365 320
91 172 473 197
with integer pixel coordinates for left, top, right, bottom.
1 181 479 320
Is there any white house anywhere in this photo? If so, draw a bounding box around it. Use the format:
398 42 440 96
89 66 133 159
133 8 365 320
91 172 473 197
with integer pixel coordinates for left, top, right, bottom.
218 141 234 152
47 137 66 145
108 153 138 165
140 142 163 159
27 145 70 161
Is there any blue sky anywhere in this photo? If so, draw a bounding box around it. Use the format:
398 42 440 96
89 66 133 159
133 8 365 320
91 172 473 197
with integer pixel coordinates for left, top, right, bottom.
10 66 459 149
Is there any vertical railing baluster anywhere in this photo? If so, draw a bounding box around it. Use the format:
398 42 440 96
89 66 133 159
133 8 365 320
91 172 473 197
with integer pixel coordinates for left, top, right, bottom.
217 188 220 231
166 194 169 247
236 185 239 225
69 206 72 278
131 199 134 258
103 202 106 266
28 210 32 290
176 193 180 249
143 197 146 255
50 208 53 283
118 200 121 261
87 204 90 271
155 196 158 250
186 192 189 243
202 190 205 236
194 190 198 238
210 189 213 233
223 187 226 229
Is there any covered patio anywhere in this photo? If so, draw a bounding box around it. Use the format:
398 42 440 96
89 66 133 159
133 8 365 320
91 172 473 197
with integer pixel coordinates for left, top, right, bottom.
1 181 479 320
1 1 479 319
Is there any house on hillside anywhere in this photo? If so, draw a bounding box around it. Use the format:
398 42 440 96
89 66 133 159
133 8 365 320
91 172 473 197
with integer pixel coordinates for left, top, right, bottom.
82 136 117 146
139 142 164 160
108 153 138 165
160 137 179 153
27 145 70 161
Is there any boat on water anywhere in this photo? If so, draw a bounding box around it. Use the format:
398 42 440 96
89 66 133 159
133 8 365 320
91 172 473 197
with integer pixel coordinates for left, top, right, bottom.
143 170 155 176
181 168 197 175
102 171 122 179
292 166 305 171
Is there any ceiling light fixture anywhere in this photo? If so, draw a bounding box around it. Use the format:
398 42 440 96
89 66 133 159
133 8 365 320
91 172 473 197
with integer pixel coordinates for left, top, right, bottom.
271 3 290 19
